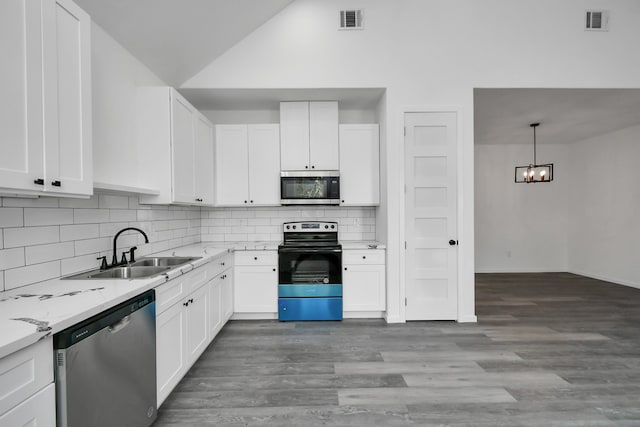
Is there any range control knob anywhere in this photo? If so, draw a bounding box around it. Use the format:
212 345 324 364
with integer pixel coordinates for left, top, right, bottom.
293 225 297 229
325 225 329 229
286 225 290 229
331 225 335 229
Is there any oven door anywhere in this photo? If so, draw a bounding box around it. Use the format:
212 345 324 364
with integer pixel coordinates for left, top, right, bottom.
278 247 342 297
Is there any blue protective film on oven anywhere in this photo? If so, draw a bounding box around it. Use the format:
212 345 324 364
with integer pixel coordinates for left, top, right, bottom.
278 297 343 321
278 284 342 298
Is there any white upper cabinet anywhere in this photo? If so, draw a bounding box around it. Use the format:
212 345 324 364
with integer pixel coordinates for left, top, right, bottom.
280 101 338 171
215 124 280 207
339 124 380 206
138 87 214 205
0 0 91 197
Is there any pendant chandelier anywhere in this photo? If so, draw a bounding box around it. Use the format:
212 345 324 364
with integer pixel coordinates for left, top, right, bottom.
514 123 553 183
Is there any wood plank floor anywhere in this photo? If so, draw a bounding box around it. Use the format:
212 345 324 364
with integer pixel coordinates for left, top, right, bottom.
155 273 640 426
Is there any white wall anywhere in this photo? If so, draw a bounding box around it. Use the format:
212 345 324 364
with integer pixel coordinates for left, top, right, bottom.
91 23 165 188
568 125 640 288
181 0 640 322
474 144 569 272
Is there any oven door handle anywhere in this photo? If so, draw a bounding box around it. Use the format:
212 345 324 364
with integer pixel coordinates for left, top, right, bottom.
278 247 342 254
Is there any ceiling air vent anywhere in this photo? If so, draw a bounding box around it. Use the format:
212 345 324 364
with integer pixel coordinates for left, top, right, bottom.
585 10 609 31
339 9 363 30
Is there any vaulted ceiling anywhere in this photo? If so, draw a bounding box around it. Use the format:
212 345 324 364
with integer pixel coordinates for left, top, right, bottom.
74 0 294 86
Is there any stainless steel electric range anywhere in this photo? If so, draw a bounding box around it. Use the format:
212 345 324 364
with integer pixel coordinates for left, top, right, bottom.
277 221 342 321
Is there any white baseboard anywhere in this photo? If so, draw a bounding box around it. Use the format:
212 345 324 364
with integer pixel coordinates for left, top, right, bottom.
343 311 384 319
457 315 478 323
384 314 404 324
475 268 567 273
568 269 640 290
231 313 278 320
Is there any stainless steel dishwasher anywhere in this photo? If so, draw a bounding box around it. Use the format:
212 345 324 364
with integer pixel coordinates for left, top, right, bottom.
54 289 157 427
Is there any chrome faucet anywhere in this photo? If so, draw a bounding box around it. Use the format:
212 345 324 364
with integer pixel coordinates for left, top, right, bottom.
112 227 149 266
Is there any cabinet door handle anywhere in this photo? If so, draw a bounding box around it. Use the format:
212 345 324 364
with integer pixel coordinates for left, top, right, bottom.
195 198 203 202
189 298 194 304
183 301 189 307
33 178 44 185
51 180 61 187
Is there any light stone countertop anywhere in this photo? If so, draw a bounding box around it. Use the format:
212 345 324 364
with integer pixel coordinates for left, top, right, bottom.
0 239 383 359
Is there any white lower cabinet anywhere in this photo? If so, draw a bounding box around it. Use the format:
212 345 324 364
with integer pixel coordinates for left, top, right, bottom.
342 249 386 314
0 338 54 426
156 296 187 406
0 383 55 427
155 265 211 407
233 251 278 316
209 266 233 339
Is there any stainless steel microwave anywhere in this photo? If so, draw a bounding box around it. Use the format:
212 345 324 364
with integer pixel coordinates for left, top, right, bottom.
280 171 340 205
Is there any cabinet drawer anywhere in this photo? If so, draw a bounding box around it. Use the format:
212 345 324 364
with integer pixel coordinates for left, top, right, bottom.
0 338 53 417
209 254 232 277
234 251 277 266
155 278 187 315
343 250 385 265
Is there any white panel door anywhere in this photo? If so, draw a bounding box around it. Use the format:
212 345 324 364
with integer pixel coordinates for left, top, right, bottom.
171 92 195 203
156 302 186 406
42 0 92 195
309 101 339 170
405 112 458 320
185 284 209 365
248 124 280 205
280 102 310 170
215 125 249 205
194 114 214 205
339 124 380 206
0 0 44 192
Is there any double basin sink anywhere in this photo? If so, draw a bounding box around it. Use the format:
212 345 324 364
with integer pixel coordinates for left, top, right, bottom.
65 257 201 280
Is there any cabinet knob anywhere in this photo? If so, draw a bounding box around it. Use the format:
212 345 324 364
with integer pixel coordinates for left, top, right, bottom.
221 262 225 266
195 198 203 202
311 165 315 169
183 301 189 307
254 256 258 260
244 200 248 204
51 180 61 187
344 267 348 271
189 298 194 304
449 239 458 246
250 200 253 203
33 178 44 185
305 165 309 169
362 256 366 259
272 268 276 272
341 200 345 203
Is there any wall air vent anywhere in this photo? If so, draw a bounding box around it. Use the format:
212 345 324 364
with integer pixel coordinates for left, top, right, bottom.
585 10 609 31
339 9 363 30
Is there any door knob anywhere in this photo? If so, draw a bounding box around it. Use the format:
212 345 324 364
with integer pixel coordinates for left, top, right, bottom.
449 240 458 246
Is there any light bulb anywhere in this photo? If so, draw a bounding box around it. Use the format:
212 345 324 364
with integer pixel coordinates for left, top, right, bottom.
540 170 546 177
529 170 535 177
523 171 528 178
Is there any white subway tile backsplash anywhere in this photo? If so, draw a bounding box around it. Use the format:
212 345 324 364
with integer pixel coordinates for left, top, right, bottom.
24 208 73 226
61 253 101 276
109 209 137 222
74 237 111 256
0 208 24 228
0 230 3 249
25 242 74 265
99 222 130 237
0 272 4 291
0 248 25 270
5 261 60 290
4 226 59 248
60 224 100 241
2 197 59 208
98 194 129 209
74 209 110 224
59 197 99 208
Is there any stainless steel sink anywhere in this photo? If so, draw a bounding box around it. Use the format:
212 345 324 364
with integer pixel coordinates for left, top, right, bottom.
62 256 200 280
87 266 171 279
129 256 200 267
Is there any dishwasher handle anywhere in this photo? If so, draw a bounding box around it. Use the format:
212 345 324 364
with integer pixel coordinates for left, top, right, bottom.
108 315 131 334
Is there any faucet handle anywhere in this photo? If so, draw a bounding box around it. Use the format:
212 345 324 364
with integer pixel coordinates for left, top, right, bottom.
121 251 128 264
96 256 108 270
129 246 138 263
